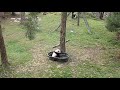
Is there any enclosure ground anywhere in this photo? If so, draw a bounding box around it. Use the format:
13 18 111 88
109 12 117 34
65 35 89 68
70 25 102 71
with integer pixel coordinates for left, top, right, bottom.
0 12 120 78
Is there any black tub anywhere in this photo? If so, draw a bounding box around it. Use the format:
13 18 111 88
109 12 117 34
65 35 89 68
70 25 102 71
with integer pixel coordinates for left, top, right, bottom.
48 52 69 62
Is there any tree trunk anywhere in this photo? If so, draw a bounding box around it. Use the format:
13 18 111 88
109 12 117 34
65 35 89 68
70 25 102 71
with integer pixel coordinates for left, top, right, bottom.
0 20 9 66
43 12 47 15
99 12 104 20
82 12 91 34
60 12 67 53
11 12 16 16
54 12 71 31
72 12 74 19
0 12 5 18
21 12 25 24
77 12 80 26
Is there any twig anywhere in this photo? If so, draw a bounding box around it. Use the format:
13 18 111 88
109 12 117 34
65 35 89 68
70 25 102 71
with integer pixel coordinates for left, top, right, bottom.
54 12 71 31
53 40 70 48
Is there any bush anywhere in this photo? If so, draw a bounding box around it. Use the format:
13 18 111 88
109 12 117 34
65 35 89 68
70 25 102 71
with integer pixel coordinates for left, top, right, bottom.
22 12 40 40
106 12 120 32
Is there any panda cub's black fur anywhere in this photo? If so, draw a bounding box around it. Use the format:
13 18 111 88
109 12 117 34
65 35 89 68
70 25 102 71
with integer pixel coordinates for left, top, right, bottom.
72 12 77 19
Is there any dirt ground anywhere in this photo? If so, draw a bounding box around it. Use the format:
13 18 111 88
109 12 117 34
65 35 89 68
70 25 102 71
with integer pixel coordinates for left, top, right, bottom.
13 42 106 77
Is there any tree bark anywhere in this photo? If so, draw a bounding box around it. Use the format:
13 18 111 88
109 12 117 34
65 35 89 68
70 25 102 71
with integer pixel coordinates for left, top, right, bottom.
82 12 91 34
43 12 47 15
72 12 74 19
60 12 67 53
99 12 104 20
54 12 71 31
11 12 16 16
21 12 25 24
0 12 5 18
53 40 70 48
77 12 80 26
0 20 9 66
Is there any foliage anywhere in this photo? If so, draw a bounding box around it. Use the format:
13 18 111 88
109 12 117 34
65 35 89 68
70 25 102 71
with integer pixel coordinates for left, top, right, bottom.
22 12 40 40
106 12 120 32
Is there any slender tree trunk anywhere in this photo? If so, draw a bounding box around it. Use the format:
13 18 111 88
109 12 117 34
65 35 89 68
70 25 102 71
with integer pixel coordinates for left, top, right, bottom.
82 12 91 34
54 12 71 31
0 20 9 66
21 12 25 24
11 12 16 16
109 12 112 16
0 12 5 18
72 12 74 19
60 12 67 53
43 12 47 15
99 12 104 20
77 12 80 26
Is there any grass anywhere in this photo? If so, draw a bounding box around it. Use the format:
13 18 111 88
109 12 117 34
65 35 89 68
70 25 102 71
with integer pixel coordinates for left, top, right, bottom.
0 12 120 78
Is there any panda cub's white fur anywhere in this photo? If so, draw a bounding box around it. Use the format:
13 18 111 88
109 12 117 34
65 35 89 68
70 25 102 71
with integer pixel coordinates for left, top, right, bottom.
52 52 57 57
52 49 61 57
55 49 61 53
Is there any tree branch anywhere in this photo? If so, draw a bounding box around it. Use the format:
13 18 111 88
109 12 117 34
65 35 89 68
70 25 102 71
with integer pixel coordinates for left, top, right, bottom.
54 12 71 31
53 40 70 48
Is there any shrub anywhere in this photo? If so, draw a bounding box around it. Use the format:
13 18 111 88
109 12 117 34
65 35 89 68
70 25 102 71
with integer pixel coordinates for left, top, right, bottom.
22 12 40 40
106 12 120 32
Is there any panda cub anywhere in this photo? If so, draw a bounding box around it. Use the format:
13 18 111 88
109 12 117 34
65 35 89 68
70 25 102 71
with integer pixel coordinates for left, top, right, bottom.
73 14 77 18
52 49 61 57
72 12 77 19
